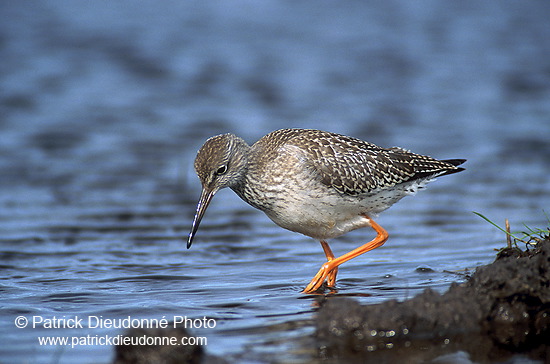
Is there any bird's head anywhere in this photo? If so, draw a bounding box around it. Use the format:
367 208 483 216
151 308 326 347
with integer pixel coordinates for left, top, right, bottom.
187 133 250 248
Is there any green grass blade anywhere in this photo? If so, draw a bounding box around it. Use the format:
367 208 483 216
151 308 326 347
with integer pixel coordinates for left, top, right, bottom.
472 211 524 242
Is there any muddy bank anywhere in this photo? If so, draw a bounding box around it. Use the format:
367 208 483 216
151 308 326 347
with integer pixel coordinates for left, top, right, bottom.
113 238 550 363
114 326 226 364
316 238 550 363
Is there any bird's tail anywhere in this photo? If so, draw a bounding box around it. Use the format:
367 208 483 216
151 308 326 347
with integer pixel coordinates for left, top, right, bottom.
440 159 466 176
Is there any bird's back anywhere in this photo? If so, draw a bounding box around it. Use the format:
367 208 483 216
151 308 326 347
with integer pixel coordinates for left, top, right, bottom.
253 129 465 196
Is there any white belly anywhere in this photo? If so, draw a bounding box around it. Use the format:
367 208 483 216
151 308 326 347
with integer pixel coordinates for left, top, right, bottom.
263 175 434 240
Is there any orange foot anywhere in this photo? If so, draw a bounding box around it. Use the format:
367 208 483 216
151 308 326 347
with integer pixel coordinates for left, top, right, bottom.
302 261 339 293
301 215 389 294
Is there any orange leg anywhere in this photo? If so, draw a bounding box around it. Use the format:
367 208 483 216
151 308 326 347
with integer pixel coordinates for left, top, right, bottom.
302 215 389 294
320 240 338 287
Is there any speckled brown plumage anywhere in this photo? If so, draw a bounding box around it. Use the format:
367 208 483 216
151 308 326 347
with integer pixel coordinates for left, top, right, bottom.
251 129 464 195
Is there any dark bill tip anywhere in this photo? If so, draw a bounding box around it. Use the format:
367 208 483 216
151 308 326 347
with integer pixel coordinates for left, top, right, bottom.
187 188 215 249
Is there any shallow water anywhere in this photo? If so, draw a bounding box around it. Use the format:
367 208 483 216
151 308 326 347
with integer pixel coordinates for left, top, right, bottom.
1 1 549 363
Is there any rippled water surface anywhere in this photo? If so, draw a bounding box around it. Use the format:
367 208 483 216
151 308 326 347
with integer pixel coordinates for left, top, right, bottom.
1 1 549 363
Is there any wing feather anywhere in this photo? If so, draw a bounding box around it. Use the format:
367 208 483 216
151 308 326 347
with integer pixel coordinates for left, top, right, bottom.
281 130 463 195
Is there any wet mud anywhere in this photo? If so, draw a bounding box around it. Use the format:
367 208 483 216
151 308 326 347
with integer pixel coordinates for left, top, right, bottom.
115 238 550 363
114 327 204 364
315 238 550 363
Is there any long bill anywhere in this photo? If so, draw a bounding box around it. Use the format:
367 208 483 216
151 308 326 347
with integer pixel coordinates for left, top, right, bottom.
187 187 216 249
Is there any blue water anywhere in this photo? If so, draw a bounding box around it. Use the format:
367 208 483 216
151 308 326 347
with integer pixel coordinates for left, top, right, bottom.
1 1 549 363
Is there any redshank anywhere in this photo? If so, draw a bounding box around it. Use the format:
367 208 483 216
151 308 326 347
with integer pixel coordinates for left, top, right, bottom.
187 129 465 293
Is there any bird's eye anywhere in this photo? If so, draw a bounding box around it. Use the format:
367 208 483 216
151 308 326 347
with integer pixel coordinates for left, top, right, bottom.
216 165 228 175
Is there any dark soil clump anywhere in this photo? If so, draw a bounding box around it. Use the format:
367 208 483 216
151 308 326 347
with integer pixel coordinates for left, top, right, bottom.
315 239 550 363
113 327 204 364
